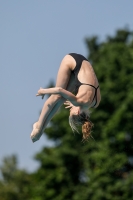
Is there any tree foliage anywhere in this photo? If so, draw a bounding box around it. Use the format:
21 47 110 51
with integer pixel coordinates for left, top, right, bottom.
0 28 133 200
0 155 33 200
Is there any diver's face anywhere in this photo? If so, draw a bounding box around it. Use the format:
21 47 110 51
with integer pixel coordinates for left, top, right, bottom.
69 106 80 116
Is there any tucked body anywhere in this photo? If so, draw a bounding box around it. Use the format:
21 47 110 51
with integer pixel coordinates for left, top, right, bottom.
31 53 101 142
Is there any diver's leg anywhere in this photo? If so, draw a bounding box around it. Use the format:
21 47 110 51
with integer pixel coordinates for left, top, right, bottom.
31 56 75 142
55 55 75 88
37 72 75 130
31 72 75 142
37 55 75 127
31 94 64 142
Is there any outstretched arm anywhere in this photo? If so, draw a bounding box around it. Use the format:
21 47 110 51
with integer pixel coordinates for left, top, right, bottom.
36 87 80 106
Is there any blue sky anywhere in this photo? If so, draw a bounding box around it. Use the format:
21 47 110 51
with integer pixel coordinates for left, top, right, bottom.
0 0 133 172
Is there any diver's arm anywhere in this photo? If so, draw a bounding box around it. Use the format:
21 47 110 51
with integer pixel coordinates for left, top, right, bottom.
36 87 80 106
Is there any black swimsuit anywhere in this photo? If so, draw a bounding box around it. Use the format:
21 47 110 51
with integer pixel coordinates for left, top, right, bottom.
69 53 99 107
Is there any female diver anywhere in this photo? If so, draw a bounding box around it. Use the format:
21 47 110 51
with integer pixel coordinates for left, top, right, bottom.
30 53 101 143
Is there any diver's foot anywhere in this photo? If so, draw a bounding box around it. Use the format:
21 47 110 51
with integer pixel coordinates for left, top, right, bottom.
30 122 43 143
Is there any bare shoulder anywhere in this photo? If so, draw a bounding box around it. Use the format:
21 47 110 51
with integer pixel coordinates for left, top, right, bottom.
60 54 76 70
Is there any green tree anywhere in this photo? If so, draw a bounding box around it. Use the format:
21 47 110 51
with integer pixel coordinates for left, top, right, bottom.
0 155 33 200
84 28 133 199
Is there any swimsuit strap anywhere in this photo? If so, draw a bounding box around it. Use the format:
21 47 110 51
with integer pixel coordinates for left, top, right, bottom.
91 85 99 107
80 83 98 89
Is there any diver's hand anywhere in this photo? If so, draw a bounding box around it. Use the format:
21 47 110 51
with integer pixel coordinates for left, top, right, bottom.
64 101 73 109
36 87 45 99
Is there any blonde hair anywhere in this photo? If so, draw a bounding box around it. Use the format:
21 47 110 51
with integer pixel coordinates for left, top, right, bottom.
82 121 94 142
69 110 94 142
